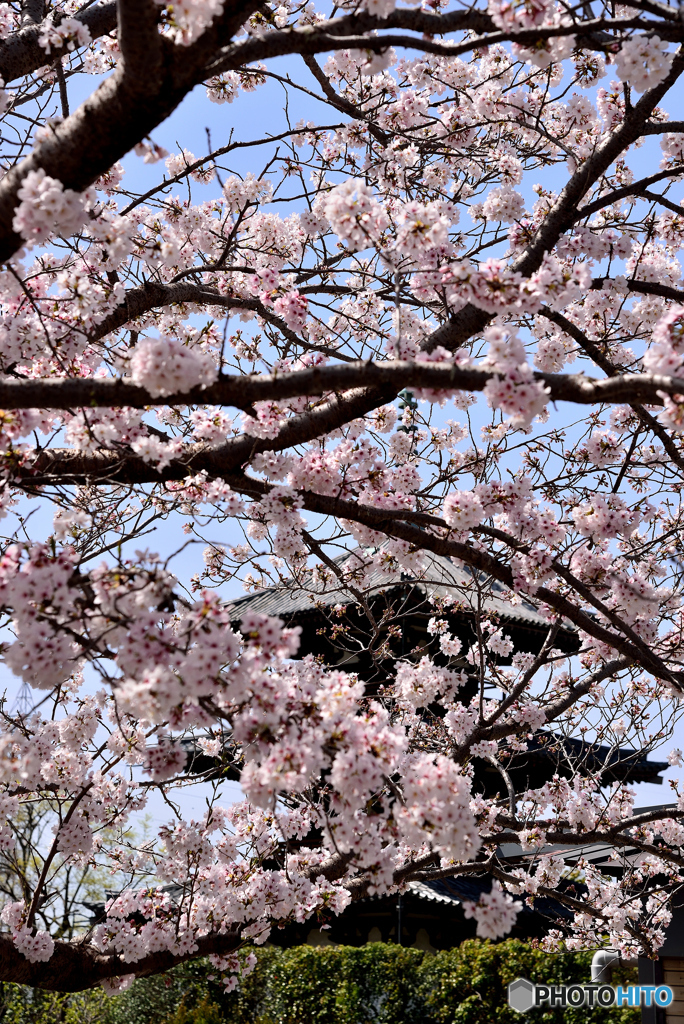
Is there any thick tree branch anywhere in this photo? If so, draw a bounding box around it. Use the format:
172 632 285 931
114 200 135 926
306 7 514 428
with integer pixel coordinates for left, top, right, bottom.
117 0 162 84
20 0 44 28
206 14 684 80
86 283 301 347
577 167 684 219
0 927 241 990
0 0 262 262
0 2 118 83
643 119 684 134
4 361 684 411
14 379 400 486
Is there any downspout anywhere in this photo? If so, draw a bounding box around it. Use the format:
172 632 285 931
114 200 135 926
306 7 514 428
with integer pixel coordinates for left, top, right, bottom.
591 948 621 984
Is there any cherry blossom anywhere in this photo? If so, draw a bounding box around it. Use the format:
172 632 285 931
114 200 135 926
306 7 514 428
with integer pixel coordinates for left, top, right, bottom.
129 337 218 398
13 169 90 244
0 0 680 992
614 36 673 94
463 883 522 940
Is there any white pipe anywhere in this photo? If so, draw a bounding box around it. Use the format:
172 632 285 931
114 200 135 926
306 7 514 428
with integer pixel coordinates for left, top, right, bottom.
591 949 621 984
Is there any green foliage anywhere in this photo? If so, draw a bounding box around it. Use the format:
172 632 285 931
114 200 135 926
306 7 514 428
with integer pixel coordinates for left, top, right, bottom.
211 941 640 1024
162 996 224 1024
0 982 109 1024
418 940 639 1024
231 945 426 1024
0 941 642 1024
105 958 218 1024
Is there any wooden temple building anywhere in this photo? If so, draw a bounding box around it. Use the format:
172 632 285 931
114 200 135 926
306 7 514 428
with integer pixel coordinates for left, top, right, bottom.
223 547 668 953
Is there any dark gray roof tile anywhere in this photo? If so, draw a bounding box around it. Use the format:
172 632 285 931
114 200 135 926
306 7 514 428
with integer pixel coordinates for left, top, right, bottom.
228 546 571 633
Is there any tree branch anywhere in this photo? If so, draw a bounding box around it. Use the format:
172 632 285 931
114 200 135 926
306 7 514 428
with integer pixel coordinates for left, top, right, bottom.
117 0 162 85
542 303 684 473
20 451 681 685
5 361 684 411
0 2 117 83
425 56 684 354
577 166 684 219
0 927 241 990
592 275 684 303
0 0 261 262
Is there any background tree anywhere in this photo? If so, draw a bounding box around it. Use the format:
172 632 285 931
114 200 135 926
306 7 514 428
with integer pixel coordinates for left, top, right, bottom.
0 0 681 995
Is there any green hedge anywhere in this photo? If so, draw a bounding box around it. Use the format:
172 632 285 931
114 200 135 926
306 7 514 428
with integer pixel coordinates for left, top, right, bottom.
0 940 641 1024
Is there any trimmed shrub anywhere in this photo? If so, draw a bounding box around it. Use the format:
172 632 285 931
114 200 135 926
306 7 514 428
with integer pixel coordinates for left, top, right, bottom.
0 941 641 1024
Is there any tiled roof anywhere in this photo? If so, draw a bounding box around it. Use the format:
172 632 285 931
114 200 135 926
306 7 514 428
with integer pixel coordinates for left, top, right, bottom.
401 876 575 921
228 546 573 634
407 881 456 905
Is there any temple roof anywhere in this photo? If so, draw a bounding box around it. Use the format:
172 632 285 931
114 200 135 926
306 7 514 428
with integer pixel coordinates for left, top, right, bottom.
225 548 666 789
227 547 563 635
